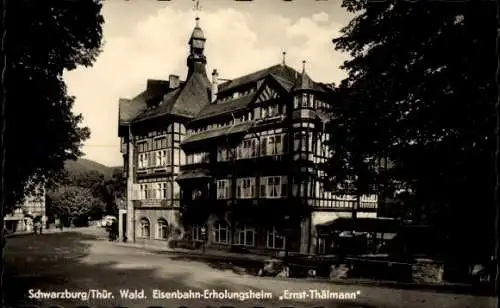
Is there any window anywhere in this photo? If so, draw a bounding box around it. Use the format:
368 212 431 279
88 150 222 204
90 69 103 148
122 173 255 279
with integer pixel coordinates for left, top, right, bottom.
217 180 230 199
267 227 286 249
214 221 229 244
138 153 149 169
301 93 308 107
260 137 268 156
260 176 287 198
192 224 204 241
236 178 256 199
268 105 279 117
153 137 166 150
237 139 257 159
294 96 300 109
186 152 209 164
153 182 170 200
156 219 168 240
139 218 150 238
154 150 170 166
234 225 255 247
137 141 147 152
139 184 146 200
308 94 314 108
294 133 307 152
217 147 228 161
268 135 283 155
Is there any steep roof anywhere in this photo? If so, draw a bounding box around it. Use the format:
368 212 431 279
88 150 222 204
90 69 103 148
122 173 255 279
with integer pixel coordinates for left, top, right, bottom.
193 93 253 121
292 70 315 92
217 64 299 93
132 63 211 123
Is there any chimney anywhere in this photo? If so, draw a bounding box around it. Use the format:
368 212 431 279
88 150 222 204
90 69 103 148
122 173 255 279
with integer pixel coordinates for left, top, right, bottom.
211 69 219 103
169 75 180 89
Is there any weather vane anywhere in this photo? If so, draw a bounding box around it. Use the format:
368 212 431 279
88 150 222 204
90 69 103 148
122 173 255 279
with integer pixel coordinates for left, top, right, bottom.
193 0 202 19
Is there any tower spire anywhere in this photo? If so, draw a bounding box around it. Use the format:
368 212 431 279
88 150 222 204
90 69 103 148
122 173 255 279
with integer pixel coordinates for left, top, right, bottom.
282 51 287 66
187 0 207 77
302 60 306 73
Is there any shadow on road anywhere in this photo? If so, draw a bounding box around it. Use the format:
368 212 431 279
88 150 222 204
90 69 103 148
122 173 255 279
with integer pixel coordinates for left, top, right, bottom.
4 232 379 308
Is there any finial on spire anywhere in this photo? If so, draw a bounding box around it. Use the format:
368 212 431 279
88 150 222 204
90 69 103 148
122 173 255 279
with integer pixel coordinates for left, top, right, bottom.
282 51 287 65
302 60 306 73
193 0 202 21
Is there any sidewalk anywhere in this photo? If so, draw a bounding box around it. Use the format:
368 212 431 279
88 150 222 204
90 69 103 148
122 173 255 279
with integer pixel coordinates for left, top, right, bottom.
115 241 269 261
114 241 494 296
5 227 91 238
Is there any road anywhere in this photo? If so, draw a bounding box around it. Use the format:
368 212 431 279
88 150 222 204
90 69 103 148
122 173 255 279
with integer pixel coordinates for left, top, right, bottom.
4 227 496 308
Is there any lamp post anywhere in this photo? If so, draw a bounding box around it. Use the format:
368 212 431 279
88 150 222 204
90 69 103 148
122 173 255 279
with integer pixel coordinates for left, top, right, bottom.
284 215 290 261
201 226 206 253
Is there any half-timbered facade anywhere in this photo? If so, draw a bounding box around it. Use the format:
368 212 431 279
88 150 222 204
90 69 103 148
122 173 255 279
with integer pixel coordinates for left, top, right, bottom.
118 17 378 254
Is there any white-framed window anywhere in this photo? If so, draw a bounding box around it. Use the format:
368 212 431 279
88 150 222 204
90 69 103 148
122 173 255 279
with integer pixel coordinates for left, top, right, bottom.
192 224 204 241
266 227 286 249
237 139 257 159
139 218 150 238
260 176 287 198
138 153 149 169
156 218 168 240
301 93 308 107
139 184 147 200
234 225 255 247
137 141 148 152
186 152 210 164
268 134 283 155
160 182 169 199
294 96 300 109
217 179 230 199
214 221 229 244
236 178 256 199
294 133 308 152
308 94 314 108
154 150 169 167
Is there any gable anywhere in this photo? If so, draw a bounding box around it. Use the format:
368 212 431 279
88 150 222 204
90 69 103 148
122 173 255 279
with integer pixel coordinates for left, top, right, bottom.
254 78 282 104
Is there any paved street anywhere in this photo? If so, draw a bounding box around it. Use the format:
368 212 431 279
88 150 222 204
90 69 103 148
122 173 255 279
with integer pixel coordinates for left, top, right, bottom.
4 227 496 308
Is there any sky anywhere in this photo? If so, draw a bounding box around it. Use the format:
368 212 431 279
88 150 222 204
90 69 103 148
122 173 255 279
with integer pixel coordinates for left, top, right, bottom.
63 0 355 167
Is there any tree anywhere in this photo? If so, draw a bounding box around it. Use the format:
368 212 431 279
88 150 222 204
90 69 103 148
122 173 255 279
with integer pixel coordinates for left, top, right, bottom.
102 168 126 216
47 185 104 225
327 0 497 266
2 0 104 213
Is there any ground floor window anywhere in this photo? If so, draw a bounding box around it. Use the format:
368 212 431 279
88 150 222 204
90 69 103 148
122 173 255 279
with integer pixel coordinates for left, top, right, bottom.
214 221 229 244
156 218 168 240
234 225 255 247
192 224 205 241
266 227 286 249
139 218 150 238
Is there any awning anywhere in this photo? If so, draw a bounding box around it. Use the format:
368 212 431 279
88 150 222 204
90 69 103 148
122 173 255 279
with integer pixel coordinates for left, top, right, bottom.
175 170 211 182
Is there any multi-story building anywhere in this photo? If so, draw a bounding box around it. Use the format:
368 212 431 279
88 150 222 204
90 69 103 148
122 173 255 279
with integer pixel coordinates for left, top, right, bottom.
4 183 46 232
118 17 378 255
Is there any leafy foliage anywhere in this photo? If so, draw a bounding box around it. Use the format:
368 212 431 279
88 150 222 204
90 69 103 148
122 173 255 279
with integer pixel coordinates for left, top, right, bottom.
47 185 104 222
326 0 497 262
4 0 104 212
